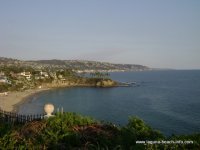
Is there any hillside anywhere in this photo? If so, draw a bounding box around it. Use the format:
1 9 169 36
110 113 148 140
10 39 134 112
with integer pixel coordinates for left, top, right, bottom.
0 57 150 72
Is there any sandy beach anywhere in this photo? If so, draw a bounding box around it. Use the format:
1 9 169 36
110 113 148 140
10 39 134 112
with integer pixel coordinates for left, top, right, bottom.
0 84 92 112
0 88 51 112
0 81 113 113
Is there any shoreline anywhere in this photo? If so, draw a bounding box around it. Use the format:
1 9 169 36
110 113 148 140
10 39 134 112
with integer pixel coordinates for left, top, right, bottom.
0 87 53 112
0 85 90 113
12 88 55 113
0 80 124 113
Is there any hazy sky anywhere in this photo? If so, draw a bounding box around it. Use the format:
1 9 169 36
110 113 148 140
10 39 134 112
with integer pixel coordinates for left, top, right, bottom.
0 0 200 69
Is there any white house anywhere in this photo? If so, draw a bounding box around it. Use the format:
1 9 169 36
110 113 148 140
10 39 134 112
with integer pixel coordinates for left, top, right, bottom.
40 71 49 78
19 72 32 79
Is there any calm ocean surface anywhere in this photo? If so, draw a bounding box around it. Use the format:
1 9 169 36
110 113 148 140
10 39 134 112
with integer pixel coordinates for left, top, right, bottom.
18 70 200 136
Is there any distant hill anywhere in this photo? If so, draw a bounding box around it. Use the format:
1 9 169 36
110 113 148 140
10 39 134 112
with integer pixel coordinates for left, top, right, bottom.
0 57 150 72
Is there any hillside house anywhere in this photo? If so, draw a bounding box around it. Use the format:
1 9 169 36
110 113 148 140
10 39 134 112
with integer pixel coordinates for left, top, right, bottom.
40 71 49 78
19 72 32 80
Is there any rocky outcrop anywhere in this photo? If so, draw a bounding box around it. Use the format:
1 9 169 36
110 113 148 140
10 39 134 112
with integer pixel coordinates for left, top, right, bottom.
96 79 117 87
40 78 117 88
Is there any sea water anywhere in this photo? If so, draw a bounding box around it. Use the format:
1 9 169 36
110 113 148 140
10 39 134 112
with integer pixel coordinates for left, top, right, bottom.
18 70 200 136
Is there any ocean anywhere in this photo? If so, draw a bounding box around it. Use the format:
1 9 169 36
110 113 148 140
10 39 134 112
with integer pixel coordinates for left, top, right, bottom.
18 70 200 136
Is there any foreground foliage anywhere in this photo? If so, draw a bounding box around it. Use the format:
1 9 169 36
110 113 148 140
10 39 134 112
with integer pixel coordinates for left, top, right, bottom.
0 113 199 149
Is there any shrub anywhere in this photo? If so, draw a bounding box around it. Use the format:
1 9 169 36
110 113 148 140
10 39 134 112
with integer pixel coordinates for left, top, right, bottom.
0 114 199 149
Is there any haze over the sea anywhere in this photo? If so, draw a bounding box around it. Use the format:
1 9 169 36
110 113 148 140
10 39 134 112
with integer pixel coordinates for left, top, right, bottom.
0 0 199 69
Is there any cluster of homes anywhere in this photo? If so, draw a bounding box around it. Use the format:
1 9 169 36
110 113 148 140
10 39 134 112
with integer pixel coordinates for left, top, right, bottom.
0 70 67 84
74 69 126 73
33 71 50 80
0 71 48 84
0 69 70 94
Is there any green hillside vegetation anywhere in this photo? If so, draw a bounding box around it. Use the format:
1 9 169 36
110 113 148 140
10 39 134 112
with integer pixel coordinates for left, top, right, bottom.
0 66 117 92
0 113 199 149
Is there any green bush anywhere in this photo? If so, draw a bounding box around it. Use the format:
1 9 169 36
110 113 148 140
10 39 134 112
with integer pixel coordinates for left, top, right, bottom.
127 117 164 140
0 114 199 149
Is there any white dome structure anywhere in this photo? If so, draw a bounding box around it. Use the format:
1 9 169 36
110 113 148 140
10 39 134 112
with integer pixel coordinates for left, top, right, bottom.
43 103 55 118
